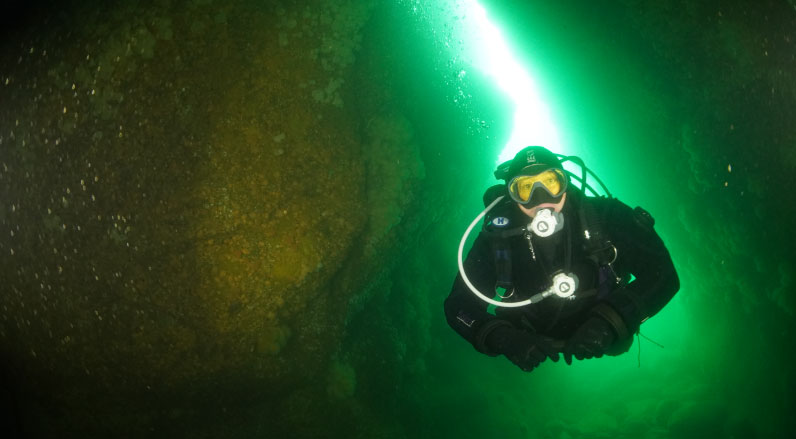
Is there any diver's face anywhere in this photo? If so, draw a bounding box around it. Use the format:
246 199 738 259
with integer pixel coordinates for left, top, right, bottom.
518 191 567 218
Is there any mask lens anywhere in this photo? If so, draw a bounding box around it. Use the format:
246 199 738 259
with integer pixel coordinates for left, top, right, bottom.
509 169 565 203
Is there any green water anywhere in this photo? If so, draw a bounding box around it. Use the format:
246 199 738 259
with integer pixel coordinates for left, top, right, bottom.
0 0 794 438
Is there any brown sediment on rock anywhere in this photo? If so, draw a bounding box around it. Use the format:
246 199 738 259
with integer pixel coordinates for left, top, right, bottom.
0 0 397 435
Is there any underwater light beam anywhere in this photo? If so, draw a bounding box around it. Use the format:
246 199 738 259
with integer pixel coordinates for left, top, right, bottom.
459 0 561 164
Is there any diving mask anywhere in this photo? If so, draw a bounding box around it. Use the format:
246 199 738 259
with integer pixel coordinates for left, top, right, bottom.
508 168 568 205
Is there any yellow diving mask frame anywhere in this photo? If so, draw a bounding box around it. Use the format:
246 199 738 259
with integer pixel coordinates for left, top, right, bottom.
507 168 568 205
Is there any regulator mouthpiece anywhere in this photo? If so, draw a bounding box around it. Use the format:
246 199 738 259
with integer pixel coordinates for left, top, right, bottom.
550 272 578 298
528 271 580 303
529 208 564 237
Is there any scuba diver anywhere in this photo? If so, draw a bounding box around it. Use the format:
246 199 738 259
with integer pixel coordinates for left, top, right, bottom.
444 146 679 371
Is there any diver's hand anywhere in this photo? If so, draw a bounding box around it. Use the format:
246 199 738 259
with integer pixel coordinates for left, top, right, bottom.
486 325 560 372
564 316 616 365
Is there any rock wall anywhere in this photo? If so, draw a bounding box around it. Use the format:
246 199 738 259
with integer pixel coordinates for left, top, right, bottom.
0 1 462 437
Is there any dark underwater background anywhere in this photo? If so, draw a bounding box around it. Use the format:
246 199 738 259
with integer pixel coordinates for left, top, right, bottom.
1 0 794 438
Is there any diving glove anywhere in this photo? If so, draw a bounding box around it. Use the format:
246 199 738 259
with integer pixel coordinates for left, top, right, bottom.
486 325 560 372
563 316 617 365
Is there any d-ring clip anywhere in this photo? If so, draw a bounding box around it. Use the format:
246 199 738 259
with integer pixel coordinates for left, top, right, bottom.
495 285 515 299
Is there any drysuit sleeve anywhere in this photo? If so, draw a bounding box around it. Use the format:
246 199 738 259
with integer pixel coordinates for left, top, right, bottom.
599 199 680 344
444 231 504 354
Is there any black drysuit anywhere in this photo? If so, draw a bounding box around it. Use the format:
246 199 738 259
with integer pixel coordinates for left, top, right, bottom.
444 188 680 358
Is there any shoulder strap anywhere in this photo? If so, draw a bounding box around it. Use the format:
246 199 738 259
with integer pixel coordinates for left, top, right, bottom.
480 184 526 294
578 193 617 263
